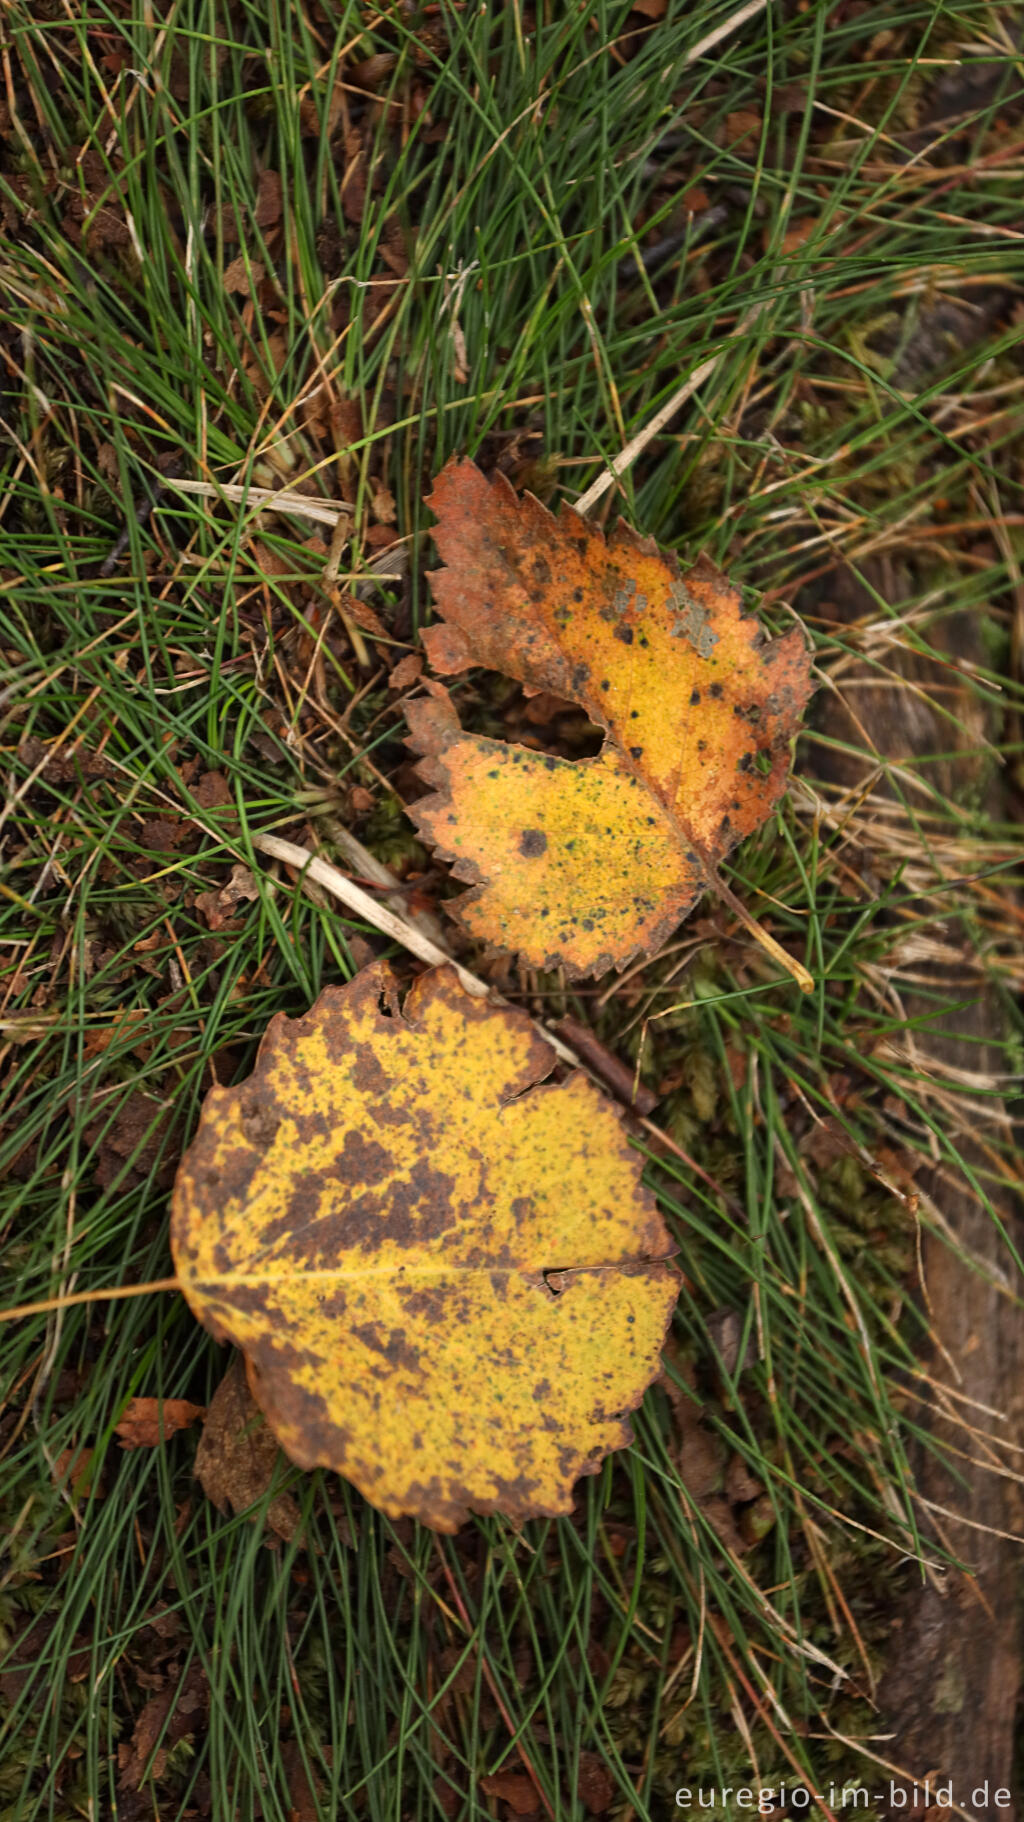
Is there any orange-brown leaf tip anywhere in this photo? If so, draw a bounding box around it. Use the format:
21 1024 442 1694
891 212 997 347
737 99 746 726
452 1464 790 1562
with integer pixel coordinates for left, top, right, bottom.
415 458 814 978
171 963 679 1532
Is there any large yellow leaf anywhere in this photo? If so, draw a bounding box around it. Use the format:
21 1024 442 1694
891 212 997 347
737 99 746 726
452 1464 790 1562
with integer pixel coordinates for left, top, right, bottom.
171 964 678 1532
407 458 813 977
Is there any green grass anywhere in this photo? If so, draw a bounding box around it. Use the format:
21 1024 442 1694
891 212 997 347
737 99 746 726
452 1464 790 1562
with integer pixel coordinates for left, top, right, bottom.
1 1 1022 1818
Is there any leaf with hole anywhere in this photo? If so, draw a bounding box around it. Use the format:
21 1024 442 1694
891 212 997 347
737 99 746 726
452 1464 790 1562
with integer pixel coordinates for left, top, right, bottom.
407 458 813 978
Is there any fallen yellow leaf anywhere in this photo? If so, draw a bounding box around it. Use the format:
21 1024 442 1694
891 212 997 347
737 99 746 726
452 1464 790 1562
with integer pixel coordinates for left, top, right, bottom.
407 458 813 978
171 964 678 1531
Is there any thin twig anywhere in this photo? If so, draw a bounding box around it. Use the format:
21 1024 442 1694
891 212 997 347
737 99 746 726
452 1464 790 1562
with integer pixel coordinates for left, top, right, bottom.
327 822 450 949
254 834 486 987
684 0 770 67
163 476 398 553
163 476 345 526
252 834 581 1067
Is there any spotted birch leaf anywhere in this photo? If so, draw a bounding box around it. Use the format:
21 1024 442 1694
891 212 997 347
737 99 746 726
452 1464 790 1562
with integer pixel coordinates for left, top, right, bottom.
171 963 678 1532
407 458 813 978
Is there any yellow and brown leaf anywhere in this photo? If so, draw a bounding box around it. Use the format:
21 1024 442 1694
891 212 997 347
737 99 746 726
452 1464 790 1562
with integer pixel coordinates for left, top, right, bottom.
407 458 813 977
171 963 678 1532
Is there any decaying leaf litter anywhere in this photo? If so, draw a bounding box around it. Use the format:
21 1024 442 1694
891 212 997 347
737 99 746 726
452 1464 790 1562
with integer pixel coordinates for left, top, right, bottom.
2 2 1022 1817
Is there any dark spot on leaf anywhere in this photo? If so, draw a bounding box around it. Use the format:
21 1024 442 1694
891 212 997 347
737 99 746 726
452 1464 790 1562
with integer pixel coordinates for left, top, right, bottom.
239 1099 280 1149
614 626 633 645
349 1322 421 1373
519 829 548 857
709 682 723 699
690 688 701 706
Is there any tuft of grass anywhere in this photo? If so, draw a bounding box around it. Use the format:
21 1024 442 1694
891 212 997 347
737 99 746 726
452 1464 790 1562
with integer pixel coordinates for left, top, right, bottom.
1 2 1022 1819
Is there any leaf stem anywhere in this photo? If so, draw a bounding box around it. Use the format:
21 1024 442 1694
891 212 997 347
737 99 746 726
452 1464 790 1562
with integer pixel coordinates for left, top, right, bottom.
711 870 815 993
251 833 582 1067
0 1278 181 1324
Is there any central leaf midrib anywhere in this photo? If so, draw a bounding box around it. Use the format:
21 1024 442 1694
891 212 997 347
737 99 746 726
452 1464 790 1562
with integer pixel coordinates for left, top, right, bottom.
191 1253 674 1289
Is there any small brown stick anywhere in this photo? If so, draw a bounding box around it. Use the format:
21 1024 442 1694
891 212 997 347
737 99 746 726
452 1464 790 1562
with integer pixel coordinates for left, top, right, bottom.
553 1016 659 1116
